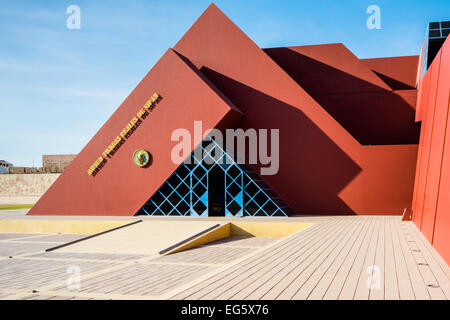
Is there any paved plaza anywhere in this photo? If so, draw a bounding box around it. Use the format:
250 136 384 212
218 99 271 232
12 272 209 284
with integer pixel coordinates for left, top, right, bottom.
0 210 448 300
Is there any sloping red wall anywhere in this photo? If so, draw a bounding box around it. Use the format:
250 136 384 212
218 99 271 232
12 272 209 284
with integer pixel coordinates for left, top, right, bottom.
412 36 450 264
28 49 241 216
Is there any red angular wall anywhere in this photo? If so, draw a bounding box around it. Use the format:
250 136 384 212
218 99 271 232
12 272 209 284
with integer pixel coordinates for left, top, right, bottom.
264 45 419 145
412 37 450 265
361 56 419 90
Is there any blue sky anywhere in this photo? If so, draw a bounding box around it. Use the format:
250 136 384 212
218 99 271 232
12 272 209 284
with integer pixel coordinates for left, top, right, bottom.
0 0 449 166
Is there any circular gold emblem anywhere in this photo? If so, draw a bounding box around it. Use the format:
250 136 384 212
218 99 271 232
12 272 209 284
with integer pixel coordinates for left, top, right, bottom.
133 149 151 167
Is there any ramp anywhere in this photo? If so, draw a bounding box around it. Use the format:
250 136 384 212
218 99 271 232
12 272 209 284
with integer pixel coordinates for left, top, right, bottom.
161 221 312 255
55 221 221 256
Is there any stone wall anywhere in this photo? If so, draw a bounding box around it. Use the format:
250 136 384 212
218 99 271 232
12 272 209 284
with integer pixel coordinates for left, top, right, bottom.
0 173 60 204
42 154 76 172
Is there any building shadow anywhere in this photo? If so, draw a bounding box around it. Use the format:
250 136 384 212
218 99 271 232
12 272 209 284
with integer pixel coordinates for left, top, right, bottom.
199 66 362 215
264 47 420 145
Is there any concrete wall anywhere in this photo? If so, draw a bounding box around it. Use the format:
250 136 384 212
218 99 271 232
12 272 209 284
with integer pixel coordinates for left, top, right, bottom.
42 154 77 172
0 173 60 204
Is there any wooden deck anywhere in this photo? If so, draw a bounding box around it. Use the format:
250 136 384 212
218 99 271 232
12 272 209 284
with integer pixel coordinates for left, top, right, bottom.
0 215 448 300
168 216 450 300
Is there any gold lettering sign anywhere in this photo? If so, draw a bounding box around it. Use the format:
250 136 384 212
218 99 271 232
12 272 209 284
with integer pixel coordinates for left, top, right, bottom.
87 92 162 176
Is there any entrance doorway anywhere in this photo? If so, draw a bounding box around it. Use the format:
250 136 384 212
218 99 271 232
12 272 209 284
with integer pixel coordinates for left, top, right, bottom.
208 165 225 216
136 137 292 217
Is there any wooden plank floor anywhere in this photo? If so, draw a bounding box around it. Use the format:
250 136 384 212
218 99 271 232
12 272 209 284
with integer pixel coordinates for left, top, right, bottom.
0 216 448 300
169 216 450 300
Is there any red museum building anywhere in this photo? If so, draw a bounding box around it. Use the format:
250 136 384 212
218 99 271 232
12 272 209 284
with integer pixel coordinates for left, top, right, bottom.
28 4 450 265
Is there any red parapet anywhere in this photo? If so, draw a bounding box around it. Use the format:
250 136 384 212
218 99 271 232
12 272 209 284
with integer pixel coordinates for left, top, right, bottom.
361 56 419 90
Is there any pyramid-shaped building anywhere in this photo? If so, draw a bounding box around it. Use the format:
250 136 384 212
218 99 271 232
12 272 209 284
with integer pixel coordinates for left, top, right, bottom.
28 3 421 217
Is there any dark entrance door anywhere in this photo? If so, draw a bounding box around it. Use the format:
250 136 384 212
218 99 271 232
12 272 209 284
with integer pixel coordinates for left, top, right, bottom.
208 165 225 216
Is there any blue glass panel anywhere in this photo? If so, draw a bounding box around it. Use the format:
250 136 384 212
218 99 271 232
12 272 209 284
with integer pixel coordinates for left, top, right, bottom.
136 136 292 217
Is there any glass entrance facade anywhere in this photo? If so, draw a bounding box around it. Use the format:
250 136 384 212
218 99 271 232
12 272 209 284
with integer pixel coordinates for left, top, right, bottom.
135 137 293 217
